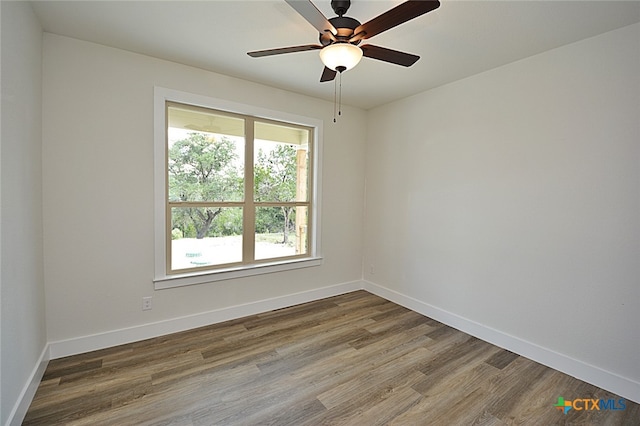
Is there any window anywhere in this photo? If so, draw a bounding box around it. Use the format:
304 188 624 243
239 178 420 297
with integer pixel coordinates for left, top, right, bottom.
154 89 322 288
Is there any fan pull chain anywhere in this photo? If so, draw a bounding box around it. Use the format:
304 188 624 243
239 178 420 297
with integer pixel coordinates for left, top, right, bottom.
338 71 343 118
333 73 338 123
333 67 346 123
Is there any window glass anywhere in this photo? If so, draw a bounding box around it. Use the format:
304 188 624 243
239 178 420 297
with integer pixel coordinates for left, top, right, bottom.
163 101 314 276
167 106 244 203
170 207 243 270
255 206 308 260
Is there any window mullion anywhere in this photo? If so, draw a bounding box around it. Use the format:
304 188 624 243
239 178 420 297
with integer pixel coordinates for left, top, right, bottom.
165 101 172 275
168 201 244 208
243 118 255 263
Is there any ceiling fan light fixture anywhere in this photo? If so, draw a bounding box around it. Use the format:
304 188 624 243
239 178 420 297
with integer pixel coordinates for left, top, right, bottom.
319 43 363 72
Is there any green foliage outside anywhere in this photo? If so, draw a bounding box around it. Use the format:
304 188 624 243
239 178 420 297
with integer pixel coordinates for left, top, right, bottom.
169 132 301 242
169 133 243 239
254 144 298 243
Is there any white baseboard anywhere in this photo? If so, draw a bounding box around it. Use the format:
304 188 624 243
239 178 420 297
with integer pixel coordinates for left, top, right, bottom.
362 280 640 405
48 280 363 359
5 345 50 426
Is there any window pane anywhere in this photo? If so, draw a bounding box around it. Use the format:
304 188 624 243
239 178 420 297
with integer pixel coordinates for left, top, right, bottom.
168 106 244 202
255 206 307 260
170 207 242 270
254 122 309 203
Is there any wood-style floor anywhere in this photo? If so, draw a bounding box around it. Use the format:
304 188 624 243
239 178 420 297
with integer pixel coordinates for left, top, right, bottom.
24 291 638 425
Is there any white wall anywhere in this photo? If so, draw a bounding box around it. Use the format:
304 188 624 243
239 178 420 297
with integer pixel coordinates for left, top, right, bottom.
364 23 640 400
42 34 366 346
0 2 47 424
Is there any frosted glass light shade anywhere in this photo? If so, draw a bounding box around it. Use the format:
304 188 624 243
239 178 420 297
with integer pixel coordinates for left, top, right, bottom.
319 43 363 71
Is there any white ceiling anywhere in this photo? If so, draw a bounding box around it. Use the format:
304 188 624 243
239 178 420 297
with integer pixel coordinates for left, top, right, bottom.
31 0 640 110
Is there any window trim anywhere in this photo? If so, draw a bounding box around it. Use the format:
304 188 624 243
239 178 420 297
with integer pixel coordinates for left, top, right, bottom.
153 87 323 289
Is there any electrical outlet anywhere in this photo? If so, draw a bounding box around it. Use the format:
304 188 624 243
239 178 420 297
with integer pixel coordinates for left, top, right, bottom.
369 264 375 275
142 296 152 311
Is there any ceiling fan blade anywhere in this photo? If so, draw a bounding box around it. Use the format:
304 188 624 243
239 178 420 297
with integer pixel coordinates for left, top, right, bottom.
320 66 337 82
350 0 440 42
285 0 337 36
361 44 420 67
247 44 322 58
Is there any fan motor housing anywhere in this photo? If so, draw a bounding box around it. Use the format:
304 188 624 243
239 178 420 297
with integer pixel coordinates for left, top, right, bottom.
319 16 361 46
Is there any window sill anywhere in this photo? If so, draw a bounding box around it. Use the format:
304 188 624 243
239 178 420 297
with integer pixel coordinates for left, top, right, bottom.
153 256 323 289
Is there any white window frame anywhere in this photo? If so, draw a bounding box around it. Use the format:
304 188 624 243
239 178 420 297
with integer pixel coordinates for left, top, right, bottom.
153 87 323 289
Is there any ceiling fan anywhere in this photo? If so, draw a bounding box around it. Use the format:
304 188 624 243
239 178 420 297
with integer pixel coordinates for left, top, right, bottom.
247 0 440 82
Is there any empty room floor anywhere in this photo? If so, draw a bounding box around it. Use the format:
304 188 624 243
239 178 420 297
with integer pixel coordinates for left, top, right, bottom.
24 291 639 425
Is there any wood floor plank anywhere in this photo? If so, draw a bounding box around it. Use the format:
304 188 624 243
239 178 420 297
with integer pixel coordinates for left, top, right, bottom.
344 385 424 426
23 290 639 425
391 358 502 425
484 348 519 370
317 347 432 410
